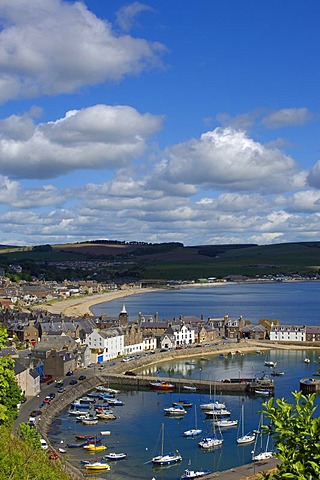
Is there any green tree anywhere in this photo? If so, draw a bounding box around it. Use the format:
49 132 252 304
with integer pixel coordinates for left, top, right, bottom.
262 391 320 479
0 324 22 424
17 422 41 448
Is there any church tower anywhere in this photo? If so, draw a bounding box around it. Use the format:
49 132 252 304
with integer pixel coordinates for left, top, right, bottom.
118 304 128 326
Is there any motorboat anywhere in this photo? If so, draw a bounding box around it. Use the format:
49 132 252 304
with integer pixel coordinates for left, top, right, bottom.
264 360 277 367
180 469 212 479
84 462 110 471
104 452 127 460
204 408 231 418
198 436 223 449
83 444 107 452
164 405 187 416
213 419 238 428
182 385 197 391
200 401 226 411
149 381 175 391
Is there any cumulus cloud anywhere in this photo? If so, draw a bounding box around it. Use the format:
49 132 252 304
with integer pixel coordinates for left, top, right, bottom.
307 160 320 189
0 104 163 179
0 0 165 103
116 2 154 32
286 190 320 213
262 108 311 128
155 127 299 194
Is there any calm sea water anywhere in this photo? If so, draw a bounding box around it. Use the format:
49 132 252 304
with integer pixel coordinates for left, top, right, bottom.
49 283 320 480
92 281 320 325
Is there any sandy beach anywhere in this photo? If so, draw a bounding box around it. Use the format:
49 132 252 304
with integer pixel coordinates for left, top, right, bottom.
36 286 160 317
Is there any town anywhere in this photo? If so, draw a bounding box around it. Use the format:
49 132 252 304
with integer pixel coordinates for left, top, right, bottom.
1 276 320 401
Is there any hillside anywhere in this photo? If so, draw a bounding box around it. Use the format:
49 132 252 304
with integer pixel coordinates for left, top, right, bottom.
0 240 319 282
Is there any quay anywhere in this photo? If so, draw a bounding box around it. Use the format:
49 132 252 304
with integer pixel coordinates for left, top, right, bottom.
300 376 320 393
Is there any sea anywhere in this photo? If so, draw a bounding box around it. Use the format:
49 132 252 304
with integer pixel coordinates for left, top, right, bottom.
48 282 320 480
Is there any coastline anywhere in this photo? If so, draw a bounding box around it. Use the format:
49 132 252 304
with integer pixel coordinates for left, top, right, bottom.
35 286 162 317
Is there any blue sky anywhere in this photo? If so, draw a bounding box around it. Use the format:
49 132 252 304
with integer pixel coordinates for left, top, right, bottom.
0 0 320 246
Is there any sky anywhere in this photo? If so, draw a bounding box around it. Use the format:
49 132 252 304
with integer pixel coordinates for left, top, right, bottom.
0 0 320 247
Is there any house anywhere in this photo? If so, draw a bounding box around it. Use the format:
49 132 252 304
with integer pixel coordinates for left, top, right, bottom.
207 315 229 338
167 323 195 346
270 324 306 342
86 328 124 362
240 324 266 340
160 333 175 350
142 334 157 351
305 326 320 342
13 359 41 398
44 350 77 377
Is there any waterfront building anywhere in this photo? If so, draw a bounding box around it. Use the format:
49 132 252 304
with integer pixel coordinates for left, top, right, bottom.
86 327 124 362
270 324 306 342
167 322 195 347
306 326 320 342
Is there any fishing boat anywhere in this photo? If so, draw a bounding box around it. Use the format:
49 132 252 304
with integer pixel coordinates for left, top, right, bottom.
304 358 311 364
104 452 127 460
75 434 96 440
101 430 111 436
149 381 175 391
200 401 226 411
164 405 187 416
97 412 116 420
183 406 202 437
271 370 284 376
67 441 88 448
151 423 182 465
252 414 273 461
236 404 255 445
180 469 212 479
84 462 110 471
58 447 66 453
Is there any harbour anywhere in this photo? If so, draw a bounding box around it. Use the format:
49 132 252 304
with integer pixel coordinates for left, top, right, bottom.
46 345 320 480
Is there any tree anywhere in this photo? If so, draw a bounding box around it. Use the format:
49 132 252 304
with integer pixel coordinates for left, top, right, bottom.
0 324 22 424
262 391 320 479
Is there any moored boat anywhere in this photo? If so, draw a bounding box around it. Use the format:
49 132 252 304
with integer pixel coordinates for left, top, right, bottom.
151 423 182 465
180 469 212 479
214 419 238 428
164 405 187 416
104 452 127 460
149 381 175 391
84 462 110 471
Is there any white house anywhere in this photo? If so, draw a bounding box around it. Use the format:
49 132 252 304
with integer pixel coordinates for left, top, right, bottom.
168 323 195 346
86 328 124 362
143 335 157 351
270 324 306 342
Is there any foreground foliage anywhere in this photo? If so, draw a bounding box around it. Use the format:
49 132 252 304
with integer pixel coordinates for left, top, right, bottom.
0 425 72 480
263 391 320 480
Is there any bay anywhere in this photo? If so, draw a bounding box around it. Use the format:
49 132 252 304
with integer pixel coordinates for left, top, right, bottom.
48 282 320 479
92 281 320 325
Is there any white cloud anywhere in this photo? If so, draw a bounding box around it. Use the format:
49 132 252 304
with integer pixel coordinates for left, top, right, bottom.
155 127 299 194
286 190 320 213
0 0 165 103
307 160 320 189
262 108 311 128
0 105 163 179
116 2 154 32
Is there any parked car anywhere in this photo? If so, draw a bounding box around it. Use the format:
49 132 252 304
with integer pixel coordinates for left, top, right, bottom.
30 410 42 417
124 371 137 376
48 393 56 399
43 396 52 404
79 375 86 380
57 387 65 393
40 438 48 450
66 371 73 376
69 379 78 385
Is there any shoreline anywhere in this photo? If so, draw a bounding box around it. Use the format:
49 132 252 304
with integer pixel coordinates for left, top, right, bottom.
35 286 162 317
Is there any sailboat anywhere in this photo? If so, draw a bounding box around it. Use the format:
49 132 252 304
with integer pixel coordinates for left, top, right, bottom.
251 413 273 461
200 382 226 411
236 403 255 445
183 406 202 437
151 423 182 465
198 420 223 449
